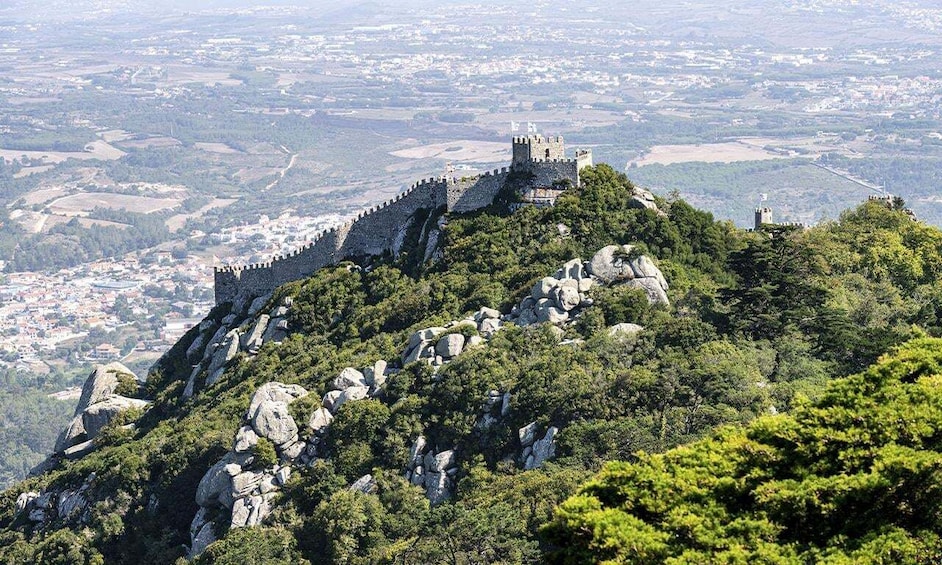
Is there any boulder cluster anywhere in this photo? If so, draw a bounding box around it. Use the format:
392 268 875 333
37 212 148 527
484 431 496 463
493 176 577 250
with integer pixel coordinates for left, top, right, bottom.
189 360 392 558
401 309 497 370
505 244 669 328
321 361 389 416
190 382 307 556
15 473 96 527
184 295 292 398
505 258 594 326
404 436 458 505
588 244 669 304
53 363 150 460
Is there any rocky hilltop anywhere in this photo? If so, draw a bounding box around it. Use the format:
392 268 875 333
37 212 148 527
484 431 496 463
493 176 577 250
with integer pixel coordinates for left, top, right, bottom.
1 163 940 564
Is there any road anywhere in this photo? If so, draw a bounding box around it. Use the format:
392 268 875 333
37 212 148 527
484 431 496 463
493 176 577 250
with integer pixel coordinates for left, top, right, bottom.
263 150 298 192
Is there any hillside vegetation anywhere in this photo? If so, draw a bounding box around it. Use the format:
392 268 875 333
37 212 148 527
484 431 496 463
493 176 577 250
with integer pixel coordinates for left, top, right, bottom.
544 337 942 563
1 164 941 563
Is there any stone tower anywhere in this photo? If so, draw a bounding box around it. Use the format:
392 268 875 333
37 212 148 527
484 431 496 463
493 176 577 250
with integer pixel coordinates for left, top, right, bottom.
512 134 566 166
755 207 773 230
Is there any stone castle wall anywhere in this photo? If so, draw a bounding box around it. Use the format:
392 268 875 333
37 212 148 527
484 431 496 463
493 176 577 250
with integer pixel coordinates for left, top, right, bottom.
527 159 580 189
215 168 515 304
215 138 589 305
448 167 511 212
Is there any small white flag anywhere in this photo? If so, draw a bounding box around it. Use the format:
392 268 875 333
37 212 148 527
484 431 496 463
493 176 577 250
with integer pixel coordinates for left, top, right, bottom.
760 193 768 201
527 122 537 133
510 120 520 132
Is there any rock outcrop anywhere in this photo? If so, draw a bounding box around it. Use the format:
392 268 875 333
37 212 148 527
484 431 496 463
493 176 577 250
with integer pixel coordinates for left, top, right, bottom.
628 187 660 212
504 245 668 330
586 245 669 305
53 364 150 457
188 367 391 558
190 381 312 557
404 437 458 505
15 473 96 527
182 295 296 399
519 423 559 470
81 396 150 439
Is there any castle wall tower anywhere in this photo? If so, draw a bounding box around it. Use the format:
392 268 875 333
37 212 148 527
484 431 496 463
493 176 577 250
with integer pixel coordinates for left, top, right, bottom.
755 207 773 230
512 134 566 167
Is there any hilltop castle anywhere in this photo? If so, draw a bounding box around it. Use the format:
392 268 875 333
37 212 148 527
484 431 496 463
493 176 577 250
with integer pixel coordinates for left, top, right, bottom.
214 135 592 304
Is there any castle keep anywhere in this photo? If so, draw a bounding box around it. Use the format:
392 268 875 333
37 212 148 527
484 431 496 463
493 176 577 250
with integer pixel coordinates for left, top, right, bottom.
214 135 592 304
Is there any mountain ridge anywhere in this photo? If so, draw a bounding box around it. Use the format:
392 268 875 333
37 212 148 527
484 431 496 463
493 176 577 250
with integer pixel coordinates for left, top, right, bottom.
1 162 941 563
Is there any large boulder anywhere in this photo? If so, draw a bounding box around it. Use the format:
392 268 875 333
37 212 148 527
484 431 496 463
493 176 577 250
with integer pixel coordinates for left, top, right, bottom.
332 367 366 391
240 314 270 352
247 382 308 420
74 362 137 417
322 390 343 413
57 478 92 521
261 318 288 344
409 436 428 466
202 326 228 362
369 359 388 389
627 277 670 306
402 342 426 365
474 307 501 321
628 188 659 211
233 426 260 453
189 508 216 559
425 472 453 505
230 493 274 528
629 255 669 292
63 439 96 460
435 334 465 358
207 330 240 378
526 426 559 470
231 470 264 499
182 365 202 399
552 280 581 311
15 492 38 514
531 277 560 300
195 452 251 509
535 304 569 324
333 386 369 413
587 245 635 284
81 395 150 440
556 258 585 281
407 327 446 351
246 295 270 317
519 421 539 447
251 401 298 445
424 450 456 473
185 331 208 363
349 474 378 494
308 408 333 435
478 318 501 336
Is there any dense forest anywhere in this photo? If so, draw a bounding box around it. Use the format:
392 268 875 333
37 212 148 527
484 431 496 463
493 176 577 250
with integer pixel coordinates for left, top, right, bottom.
1 164 941 563
0 387 73 489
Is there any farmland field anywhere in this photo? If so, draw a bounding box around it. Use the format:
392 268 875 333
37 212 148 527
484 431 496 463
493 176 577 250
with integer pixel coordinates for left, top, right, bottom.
46 193 181 216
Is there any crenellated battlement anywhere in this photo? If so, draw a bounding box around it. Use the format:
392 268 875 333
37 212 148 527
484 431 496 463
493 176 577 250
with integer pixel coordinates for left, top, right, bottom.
214 136 589 304
512 134 564 145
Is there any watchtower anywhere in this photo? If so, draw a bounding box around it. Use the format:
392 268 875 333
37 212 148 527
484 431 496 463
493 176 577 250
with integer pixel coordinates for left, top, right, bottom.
755 207 773 230
512 134 566 167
